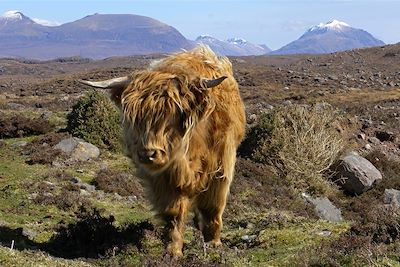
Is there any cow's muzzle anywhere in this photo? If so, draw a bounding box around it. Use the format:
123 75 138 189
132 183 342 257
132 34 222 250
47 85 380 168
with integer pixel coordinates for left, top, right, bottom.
137 148 166 165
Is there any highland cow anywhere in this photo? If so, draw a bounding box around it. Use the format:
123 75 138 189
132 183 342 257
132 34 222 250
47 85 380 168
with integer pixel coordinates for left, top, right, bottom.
80 45 246 257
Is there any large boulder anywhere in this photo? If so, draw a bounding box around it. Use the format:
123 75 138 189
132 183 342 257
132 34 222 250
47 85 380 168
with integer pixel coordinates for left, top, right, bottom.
302 193 343 222
335 152 382 195
54 137 100 161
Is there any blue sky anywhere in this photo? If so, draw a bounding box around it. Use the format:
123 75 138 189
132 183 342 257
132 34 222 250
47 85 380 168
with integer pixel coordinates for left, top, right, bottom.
1 0 399 50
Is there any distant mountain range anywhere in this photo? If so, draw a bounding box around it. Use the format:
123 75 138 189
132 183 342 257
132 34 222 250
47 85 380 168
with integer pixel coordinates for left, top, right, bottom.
0 11 192 59
0 11 388 59
271 20 385 55
195 35 270 56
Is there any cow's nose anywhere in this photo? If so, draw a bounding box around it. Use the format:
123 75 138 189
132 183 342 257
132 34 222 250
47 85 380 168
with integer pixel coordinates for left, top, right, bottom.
137 149 157 162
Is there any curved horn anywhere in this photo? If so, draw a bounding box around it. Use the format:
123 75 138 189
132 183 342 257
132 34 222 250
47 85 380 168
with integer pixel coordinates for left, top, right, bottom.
200 76 227 89
79 76 131 89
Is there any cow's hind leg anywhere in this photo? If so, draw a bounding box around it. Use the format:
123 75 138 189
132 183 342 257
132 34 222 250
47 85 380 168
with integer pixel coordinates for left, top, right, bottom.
163 195 189 257
196 177 231 247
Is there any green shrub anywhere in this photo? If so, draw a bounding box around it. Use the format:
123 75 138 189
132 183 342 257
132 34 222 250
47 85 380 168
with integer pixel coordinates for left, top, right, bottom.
66 91 122 151
244 104 345 194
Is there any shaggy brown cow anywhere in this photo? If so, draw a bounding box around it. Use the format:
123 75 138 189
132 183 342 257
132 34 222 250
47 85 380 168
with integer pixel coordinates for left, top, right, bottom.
81 45 246 257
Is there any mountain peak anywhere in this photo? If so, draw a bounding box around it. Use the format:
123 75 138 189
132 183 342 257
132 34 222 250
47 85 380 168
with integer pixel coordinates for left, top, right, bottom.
196 35 270 56
227 37 248 45
196 34 215 40
1 10 24 20
272 19 384 55
310 20 350 32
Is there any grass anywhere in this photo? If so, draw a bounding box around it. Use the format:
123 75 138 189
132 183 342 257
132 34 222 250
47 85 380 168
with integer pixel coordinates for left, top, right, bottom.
0 104 399 266
0 247 93 267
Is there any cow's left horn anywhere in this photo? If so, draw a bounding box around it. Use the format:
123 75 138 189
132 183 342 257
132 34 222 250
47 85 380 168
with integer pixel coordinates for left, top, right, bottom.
200 76 227 88
79 76 131 89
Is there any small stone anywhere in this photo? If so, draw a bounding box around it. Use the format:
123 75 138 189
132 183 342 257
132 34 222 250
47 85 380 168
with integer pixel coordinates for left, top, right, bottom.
317 230 332 237
248 114 257 124
113 193 123 201
357 133 366 140
127 195 137 203
22 228 38 239
282 100 292 106
81 183 96 192
384 189 400 207
241 235 250 241
365 144 372 150
70 177 82 184
302 193 343 222
368 137 381 145
80 189 91 197
11 141 28 148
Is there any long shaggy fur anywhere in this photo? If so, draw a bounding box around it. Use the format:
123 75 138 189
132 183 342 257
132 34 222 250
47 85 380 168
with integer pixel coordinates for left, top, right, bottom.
112 45 246 256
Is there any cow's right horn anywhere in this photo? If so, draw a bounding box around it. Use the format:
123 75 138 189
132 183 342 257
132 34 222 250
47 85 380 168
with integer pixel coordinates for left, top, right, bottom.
200 76 227 89
79 76 131 89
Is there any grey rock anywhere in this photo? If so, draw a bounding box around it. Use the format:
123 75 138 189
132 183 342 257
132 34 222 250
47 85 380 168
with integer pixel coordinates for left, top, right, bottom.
54 137 100 161
368 137 381 145
7 102 24 109
241 234 257 242
81 183 96 192
335 153 382 195
113 193 123 201
361 119 373 129
40 111 53 120
282 100 292 106
127 195 138 203
302 193 343 222
358 133 366 140
317 230 332 237
384 189 400 207
22 228 37 239
248 114 257 124
80 189 91 197
11 141 28 148
70 177 82 184
241 235 250 241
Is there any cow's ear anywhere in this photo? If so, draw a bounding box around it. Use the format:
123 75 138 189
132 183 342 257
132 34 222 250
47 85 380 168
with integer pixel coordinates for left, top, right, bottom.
78 76 132 108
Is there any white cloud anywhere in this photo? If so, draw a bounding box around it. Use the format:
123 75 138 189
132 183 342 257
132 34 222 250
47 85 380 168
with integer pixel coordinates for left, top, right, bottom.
32 18 61 27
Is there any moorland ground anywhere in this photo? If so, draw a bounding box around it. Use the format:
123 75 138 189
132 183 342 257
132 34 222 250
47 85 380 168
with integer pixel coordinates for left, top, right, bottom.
0 44 399 266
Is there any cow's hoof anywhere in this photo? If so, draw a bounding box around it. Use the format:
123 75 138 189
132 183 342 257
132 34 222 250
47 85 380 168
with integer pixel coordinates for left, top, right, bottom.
167 243 183 258
208 239 222 248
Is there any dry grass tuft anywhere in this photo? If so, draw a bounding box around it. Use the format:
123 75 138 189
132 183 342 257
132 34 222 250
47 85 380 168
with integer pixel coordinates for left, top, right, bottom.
250 104 345 194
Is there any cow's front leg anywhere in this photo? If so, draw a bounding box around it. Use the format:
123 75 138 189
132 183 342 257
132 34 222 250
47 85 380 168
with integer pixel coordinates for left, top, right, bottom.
195 177 231 247
164 195 189 257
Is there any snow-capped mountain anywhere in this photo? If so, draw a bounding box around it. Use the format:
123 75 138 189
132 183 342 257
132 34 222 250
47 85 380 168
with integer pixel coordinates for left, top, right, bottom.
271 20 385 55
196 35 270 56
1 10 23 21
0 11 192 59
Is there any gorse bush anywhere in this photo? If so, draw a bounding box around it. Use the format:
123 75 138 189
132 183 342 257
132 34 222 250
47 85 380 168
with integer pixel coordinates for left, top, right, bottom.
66 91 122 151
245 104 344 194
